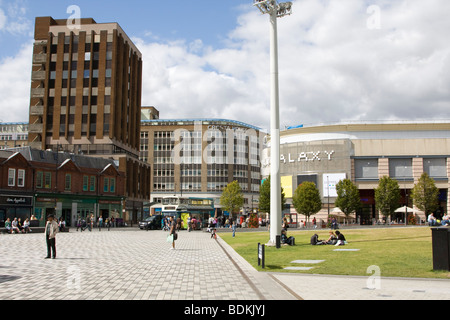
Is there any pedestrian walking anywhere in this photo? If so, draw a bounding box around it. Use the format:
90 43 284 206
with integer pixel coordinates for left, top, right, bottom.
231 220 237 237
169 216 177 250
90 214 94 230
45 215 59 259
76 216 81 232
98 216 103 231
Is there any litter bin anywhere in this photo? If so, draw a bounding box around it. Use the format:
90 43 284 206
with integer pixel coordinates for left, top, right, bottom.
431 226 450 271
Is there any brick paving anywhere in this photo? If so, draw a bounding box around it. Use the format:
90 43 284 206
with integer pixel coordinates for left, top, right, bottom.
1 228 449 301
0 228 293 300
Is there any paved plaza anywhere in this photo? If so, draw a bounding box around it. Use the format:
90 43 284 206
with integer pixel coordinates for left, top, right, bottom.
0 228 449 301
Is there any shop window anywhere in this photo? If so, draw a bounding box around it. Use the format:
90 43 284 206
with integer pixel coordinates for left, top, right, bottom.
8 169 15 186
65 174 72 191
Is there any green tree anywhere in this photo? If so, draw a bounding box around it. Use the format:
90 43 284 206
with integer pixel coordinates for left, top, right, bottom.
375 176 401 220
258 176 286 214
220 180 244 220
292 181 322 224
411 172 439 219
335 179 362 223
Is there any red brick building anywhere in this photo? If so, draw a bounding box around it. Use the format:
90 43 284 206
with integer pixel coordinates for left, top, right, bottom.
0 147 125 227
27 17 150 223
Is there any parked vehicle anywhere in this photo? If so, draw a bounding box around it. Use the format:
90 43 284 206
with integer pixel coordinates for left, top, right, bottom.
139 215 162 230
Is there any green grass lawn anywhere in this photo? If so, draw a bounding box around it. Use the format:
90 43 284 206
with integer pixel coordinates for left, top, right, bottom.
220 227 450 279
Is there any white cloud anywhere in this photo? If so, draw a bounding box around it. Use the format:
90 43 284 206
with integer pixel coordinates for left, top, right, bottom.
136 0 450 130
0 8 6 30
0 0 31 35
1 0 450 131
0 42 32 123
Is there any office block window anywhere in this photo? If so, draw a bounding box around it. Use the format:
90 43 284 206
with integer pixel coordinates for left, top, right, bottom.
424 158 447 179
355 159 379 180
389 158 413 179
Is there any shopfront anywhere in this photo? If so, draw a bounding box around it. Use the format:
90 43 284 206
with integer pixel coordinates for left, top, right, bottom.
34 194 123 227
0 194 33 227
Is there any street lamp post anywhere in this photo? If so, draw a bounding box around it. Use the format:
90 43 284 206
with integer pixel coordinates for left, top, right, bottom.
253 0 292 246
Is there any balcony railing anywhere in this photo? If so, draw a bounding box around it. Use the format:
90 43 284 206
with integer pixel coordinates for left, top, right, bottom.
31 88 45 98
32 54 47 64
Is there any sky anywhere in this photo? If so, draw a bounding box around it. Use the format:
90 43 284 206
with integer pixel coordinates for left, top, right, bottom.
0 0 449 131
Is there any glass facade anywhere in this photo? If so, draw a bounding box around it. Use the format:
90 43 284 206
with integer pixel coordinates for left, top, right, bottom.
140 120 262 202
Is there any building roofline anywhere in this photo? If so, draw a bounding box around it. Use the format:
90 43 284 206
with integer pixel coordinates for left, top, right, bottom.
141 118 261 131
281 120 450 137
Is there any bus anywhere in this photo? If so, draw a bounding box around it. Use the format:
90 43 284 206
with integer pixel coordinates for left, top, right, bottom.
161 196 215 229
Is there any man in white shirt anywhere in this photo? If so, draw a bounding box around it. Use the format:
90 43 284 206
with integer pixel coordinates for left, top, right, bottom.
45 215 59 259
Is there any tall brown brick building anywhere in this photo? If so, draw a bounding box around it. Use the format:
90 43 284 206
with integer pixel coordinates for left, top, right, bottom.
28 17 150 224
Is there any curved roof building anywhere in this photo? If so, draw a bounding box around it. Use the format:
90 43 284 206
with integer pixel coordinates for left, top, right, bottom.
264 120 450 225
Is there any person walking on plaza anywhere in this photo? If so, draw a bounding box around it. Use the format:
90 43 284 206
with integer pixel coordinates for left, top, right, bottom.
45 215 59 259
90 214 94 230
231 220 237 238
76 216 81 232
98 216 103 231
169 216 177 250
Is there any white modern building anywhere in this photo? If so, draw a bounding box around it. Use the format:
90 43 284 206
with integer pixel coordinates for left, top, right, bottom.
263 120 450 226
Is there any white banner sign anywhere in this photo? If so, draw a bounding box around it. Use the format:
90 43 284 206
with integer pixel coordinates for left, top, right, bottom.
323 173 346 197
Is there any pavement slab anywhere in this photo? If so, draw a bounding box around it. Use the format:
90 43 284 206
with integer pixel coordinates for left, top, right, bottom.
1 228 449 301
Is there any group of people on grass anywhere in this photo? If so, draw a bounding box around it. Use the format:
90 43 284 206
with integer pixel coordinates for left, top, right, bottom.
280 223 348 247
311 230 347 246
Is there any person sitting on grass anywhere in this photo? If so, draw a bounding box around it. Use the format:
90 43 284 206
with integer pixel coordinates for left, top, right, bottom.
310 233 325 245
281 229 295 246
325 231 337 245
335 230 347 246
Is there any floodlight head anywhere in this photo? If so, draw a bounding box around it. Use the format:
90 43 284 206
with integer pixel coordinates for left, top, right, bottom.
254 0 293 18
